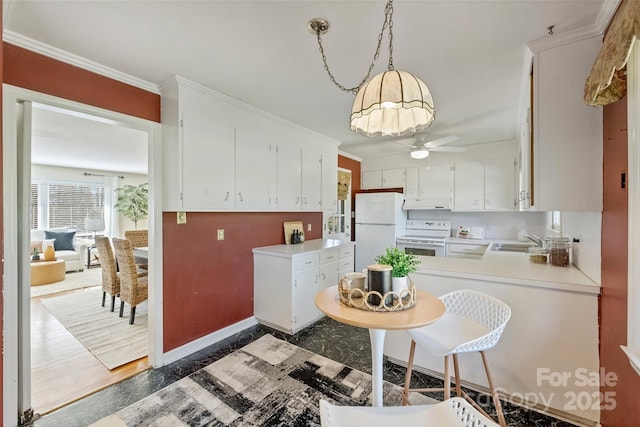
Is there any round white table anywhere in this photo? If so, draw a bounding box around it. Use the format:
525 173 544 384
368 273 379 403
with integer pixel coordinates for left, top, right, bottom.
315 286 446 407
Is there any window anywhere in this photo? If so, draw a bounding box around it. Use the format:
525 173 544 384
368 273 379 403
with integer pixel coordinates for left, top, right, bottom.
30 180 106 232
547 211 562 233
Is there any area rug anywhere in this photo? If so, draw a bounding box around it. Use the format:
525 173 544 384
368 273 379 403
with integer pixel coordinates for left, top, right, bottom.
90 334 434 427
40 287 148 370
31 266 102 298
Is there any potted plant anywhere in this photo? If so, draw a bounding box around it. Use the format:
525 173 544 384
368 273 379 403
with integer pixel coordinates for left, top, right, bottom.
115 183 149 230
375 247 420 294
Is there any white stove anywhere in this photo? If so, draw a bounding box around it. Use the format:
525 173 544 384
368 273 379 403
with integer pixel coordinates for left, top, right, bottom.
396 220 451 257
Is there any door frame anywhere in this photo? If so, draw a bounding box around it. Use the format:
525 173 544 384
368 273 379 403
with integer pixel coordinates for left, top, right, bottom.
2 84 164 426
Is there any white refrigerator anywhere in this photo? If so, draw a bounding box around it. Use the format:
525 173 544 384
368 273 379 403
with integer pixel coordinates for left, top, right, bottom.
355 192 407 272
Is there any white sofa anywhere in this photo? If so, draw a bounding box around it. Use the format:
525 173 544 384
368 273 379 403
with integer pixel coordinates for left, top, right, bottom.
30 228 88 272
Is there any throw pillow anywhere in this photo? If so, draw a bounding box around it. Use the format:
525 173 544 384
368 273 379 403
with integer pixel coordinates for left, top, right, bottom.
44 230 76 251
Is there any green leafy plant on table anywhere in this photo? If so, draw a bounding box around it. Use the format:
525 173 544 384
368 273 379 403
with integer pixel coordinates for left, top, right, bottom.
375 246 420 278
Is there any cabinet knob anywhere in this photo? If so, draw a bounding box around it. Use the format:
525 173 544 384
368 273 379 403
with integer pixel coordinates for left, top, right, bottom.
238 192 244 202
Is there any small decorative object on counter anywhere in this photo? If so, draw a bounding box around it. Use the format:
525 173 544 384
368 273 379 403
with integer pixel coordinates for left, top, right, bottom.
546 237 571 267
527 247 549 264
31 248 39 262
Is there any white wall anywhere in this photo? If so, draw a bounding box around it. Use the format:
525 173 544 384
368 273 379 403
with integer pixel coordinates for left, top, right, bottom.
561 211 601 285
31 163 149 237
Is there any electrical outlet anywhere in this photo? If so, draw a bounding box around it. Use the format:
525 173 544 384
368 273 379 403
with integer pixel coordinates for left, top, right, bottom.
308 223 312 232
177 211 187 224
217 229 224 240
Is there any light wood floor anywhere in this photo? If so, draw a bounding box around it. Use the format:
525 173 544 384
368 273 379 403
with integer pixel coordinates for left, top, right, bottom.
31 290 150 415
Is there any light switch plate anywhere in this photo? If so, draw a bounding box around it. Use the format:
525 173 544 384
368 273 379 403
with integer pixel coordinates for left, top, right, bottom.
217 229 224 240
308 223 312 231
177 211 187 224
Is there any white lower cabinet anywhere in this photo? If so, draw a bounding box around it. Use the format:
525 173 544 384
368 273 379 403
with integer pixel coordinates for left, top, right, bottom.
253 240 355 334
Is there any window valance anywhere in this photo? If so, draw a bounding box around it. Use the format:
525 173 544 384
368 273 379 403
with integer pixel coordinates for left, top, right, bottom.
584 0 640 106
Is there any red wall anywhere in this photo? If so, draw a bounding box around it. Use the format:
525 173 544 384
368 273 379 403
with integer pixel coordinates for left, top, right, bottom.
162 211 321 350
600 96 640 425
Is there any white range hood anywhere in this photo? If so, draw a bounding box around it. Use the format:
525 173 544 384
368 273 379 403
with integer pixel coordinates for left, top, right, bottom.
402 198 451 210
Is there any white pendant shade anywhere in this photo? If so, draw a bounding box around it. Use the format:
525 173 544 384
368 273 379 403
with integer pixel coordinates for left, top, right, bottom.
351 70 435 137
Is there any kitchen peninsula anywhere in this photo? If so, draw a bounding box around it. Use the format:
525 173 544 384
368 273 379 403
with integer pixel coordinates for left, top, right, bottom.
385 249 600 425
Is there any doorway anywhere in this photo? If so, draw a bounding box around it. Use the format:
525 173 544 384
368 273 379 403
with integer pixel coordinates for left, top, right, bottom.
3 85 163 426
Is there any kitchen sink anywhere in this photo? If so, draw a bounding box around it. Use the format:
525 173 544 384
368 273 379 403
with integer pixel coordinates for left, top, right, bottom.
490 243 536 253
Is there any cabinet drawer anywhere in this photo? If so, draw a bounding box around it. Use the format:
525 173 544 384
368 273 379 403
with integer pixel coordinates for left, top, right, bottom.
446 243 488 256
320 248 339 264
339 245 354 259
339 258 354 272
294 254 319 270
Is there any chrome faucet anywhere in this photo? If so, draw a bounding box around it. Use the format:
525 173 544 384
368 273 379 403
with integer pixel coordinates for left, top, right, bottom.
524 234 544 247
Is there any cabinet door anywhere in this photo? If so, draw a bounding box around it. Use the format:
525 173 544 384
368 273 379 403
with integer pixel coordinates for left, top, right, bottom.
236 122 277 210
180 85 236 210
301 147 322 211
277 137 302 210
404 167 419 199
293 266 320 328
321 149 338 211
420 164 452 199
382 168 405 188
453 161 484 210
362 170 382 189
484 157 515 211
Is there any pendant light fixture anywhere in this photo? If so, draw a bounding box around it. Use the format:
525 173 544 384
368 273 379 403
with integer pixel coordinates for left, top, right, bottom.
308 0 435 137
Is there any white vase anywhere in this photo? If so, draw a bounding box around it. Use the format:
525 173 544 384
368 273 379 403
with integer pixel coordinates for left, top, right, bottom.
392 276 408 295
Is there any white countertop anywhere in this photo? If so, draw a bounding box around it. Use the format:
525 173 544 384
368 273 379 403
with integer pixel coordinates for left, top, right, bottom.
414 247 600 295
252 239 354 258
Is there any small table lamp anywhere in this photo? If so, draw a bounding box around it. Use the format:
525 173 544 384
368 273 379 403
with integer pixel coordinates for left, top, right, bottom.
85 218 105 240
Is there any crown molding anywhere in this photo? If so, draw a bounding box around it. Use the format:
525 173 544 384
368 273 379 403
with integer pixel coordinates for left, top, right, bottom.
338 150 362 162
3 29 160 94
527 0 620 53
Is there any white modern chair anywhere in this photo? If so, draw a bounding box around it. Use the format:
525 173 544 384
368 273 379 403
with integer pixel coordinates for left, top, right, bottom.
319 397 499 427
402 290 511 427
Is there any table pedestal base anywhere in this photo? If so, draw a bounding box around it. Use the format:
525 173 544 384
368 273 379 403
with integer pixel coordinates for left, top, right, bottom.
369 328 386 407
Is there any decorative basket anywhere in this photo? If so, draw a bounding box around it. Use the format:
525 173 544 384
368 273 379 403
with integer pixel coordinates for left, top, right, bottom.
338 277 416 312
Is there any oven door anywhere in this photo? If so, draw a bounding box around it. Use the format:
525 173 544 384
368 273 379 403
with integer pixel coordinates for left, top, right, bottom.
396 237 446 257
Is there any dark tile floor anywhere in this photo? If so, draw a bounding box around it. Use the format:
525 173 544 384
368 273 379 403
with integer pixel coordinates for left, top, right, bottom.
32 318 577 427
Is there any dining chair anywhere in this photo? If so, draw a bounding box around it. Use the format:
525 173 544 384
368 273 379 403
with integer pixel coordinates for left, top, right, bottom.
94 236 119 312
319 397 499 427
125 229 148 270
112 237 149 325
402 290 511 427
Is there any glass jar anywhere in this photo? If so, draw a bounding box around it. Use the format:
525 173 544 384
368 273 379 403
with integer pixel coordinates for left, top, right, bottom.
527 247 548 264
546 237 571 267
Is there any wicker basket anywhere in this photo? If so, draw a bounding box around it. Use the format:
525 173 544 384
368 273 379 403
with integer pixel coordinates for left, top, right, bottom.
338 277 416 312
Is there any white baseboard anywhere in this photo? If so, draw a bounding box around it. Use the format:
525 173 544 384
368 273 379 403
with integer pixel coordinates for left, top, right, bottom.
162 316 259 365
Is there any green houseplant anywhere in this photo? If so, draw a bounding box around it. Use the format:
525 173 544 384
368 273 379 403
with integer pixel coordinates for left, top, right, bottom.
375 247 420 295
375 246 420 277
115 183 149 230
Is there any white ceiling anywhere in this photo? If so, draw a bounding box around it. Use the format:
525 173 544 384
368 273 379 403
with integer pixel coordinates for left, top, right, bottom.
4 0 611 174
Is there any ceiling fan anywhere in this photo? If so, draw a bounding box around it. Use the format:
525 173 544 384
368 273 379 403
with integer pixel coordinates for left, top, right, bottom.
389 135 467 159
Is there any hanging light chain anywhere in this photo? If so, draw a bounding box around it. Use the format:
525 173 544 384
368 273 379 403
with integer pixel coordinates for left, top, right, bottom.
312 0 395 95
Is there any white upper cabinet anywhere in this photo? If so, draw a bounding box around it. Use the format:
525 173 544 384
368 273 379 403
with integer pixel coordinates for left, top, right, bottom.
301 146 322 211
276 136 302 211
361 170 383 189
178 81 236 211
405 164 452 200
454 158 515 211
528 35 603 211
235 117 277 210
382 168 406 188
162 75 339 212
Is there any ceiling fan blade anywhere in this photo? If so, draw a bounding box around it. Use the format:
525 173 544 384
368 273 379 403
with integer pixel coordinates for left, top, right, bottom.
429 146 467 152
423 135 460 148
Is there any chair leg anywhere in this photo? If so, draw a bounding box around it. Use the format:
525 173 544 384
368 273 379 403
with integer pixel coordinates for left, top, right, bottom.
402 340 417 405
110 295 116 312
452 354 463 397
102 292 106 307
443 354 451 400
129 306 136 325
481 351 507 427
119 301 125 317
